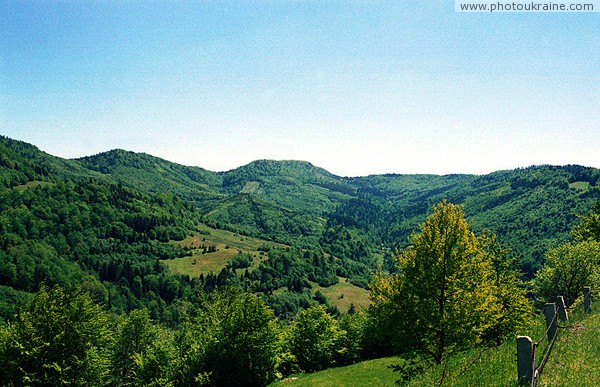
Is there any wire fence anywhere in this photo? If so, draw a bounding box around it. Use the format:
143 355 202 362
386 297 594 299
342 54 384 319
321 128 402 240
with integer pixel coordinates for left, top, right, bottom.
530 306 558 387
517 288 593 386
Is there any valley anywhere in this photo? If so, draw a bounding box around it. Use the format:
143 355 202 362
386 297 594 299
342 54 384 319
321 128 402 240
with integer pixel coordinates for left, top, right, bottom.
1 135 599 386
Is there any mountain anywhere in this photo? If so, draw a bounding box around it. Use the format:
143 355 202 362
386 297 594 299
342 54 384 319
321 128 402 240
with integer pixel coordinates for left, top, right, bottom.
0 135 104 189
1 135 599 322
77 149 224 206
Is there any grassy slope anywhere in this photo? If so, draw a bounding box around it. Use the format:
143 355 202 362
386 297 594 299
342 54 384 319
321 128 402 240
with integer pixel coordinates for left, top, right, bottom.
163 224 371 310
270 356 403 386
540 307 600 386
162 224 289 275
274 305 600 386
311 279 371 312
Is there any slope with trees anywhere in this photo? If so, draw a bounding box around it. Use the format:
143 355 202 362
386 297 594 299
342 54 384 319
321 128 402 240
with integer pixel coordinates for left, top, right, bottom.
369 201 532 363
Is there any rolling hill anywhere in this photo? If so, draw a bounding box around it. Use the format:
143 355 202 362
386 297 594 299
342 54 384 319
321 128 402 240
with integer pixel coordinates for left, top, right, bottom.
1 134 599 322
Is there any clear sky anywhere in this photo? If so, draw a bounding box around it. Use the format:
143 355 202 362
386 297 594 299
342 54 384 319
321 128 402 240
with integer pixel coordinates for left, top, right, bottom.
1 1 598 177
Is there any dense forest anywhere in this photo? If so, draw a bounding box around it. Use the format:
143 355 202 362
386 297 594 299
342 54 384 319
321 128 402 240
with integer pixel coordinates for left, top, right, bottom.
1 135 600 385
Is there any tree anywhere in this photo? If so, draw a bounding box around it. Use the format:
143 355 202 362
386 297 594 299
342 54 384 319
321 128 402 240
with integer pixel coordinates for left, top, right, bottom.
178 288 279 387
111 309 175 386
290 304 346 372
0 285 113 386
208 290 278 386
534 240 600 307
370 201 523 363
479 232 533 345
573 202 600 242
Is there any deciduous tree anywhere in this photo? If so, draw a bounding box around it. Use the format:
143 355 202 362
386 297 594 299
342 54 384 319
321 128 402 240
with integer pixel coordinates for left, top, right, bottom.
0 285 113 386
370 201 530 363
290 304 346 372
534 240 600 307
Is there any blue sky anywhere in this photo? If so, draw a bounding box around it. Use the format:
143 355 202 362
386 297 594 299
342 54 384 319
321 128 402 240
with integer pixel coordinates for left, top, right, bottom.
1 1 598 176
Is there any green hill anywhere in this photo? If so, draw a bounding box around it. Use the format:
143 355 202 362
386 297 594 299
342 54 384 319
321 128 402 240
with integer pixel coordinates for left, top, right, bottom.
1 135 599 322
77 148 224 208
71 144 600 276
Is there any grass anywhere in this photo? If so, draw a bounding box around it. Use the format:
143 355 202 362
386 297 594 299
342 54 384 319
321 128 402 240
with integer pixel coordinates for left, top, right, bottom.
312 279 371 313
162 224 288 276
12 180 53 191
271 356 403 386
539 307 600 386
162 224 371 311
274 304 600 386
162 249 236 276
569 181 591 191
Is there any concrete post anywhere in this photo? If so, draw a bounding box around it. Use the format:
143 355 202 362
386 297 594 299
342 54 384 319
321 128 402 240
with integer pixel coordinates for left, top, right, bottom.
584 286 592 313
516 336 533 385
555 296 568 322
543 303 557 341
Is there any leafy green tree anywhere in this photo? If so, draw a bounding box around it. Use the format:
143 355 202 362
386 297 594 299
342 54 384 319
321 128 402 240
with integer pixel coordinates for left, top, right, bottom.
272 321 299 379
534 240 600 307
573 202 600 242
111 309 175 386
336 309 368 364
207 289 279 386
176 288 279 386
290 304 346 372
0 285 113 386
479 232 532 345
370 201 507 363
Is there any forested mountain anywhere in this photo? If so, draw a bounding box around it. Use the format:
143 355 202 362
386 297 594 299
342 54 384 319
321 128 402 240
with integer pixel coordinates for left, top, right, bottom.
74 143 600 272
1 135 599 323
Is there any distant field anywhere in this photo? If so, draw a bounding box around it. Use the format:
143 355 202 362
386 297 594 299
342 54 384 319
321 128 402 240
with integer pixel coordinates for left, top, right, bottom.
313 279 370 312
162 224 287 276
12 180 53 191
162 224 371 309
569 181 591 190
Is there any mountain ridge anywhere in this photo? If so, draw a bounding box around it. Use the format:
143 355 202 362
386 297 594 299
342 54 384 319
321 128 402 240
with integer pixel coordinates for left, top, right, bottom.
2 135 600 277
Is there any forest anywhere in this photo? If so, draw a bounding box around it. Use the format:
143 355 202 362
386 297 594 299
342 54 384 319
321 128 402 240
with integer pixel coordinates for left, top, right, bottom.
1 135 600 385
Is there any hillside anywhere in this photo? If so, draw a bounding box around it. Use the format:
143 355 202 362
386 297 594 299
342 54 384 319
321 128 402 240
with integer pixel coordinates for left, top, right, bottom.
77 149 224 208
70 143 600 275
1 135 599 322
273 304 600 386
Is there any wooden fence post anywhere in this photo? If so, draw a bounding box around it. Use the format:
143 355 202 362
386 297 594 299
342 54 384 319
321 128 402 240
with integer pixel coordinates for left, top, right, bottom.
584 286 592 313
543 303 557 340
516 336 533 385
555 296 568 322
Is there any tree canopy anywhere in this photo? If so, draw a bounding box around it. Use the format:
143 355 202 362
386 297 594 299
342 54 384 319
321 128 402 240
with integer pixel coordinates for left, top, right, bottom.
370 201 531 363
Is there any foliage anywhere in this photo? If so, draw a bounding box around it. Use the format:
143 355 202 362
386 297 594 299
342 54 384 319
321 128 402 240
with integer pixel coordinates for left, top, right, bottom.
77 148 222 207
573 202 600 242
2 135 600 384
336 310 368 365
226 251 254 269
0 171 200 325
280 305 600 386
533 240 600 307
2 136 599 318
370 201 531 363
478 232 533 345
112 309 176 386
0 285 113 386
176 288 280 386
290 305 346 372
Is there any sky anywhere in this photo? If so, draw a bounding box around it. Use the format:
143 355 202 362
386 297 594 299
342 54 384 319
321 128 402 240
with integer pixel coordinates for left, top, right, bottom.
1 1 598 177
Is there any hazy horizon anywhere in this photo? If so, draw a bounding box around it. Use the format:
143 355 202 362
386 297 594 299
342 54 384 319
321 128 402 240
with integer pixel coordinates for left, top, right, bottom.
4 133 597 179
